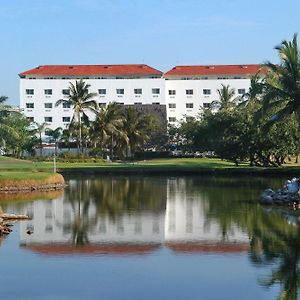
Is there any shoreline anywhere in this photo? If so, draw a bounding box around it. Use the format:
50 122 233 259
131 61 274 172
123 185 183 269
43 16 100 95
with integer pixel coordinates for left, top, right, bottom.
57 166 300 177
0 173 65 193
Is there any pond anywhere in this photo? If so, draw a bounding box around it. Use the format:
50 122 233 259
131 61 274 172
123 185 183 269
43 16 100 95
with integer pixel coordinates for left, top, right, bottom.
0 175 299 300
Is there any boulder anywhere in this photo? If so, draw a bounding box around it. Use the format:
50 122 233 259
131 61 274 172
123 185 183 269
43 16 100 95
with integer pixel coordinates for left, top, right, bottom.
259 195 274 205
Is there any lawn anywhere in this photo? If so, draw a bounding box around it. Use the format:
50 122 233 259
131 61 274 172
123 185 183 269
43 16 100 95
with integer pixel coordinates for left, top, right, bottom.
1 156 300 175
0 157 62 184
34 157 244 171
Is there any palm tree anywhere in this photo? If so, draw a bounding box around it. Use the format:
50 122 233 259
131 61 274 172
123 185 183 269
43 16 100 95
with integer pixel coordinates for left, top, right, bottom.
238 72 264 108
32 122 48 157
211 84 236 110
91 102 126 158
55 79 98 154
47 127 63 155
121 107 155 158
262 33 300 124
0 96 20 153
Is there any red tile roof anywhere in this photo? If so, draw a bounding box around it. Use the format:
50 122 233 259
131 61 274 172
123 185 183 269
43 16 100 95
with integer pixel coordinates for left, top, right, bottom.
164 64 261 76
19 64 163 77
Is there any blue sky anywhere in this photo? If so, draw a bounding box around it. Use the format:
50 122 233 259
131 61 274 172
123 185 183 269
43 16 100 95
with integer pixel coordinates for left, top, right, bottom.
1 0 300 104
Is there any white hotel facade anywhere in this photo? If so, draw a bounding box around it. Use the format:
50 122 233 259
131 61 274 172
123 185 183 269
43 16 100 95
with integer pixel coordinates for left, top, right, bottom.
19 64 260 129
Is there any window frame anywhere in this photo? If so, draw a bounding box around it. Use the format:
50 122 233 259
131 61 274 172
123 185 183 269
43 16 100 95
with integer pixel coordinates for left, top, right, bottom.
44 89 53 95
152 88 160 95
26 89 34 95
186 89 194 95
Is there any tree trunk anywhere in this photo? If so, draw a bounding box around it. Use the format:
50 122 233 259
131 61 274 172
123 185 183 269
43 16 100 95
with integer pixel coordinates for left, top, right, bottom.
110 134 113 161
78 111 82 156
39 132 42 157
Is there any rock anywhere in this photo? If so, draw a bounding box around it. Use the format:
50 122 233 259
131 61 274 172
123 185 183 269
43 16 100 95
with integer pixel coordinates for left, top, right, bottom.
259 195 274 205
259 178 300 209
287 179 299 194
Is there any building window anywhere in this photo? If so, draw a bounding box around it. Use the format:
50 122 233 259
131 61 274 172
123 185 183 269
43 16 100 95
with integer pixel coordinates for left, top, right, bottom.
186 103 193 108
44 117 52 123
44 103 53 109
203 102 211 109
152 88 160 94
169 90 176 95
169 103 176 109
169 117 176 122
63 102 71 108
134 89 142 95
203 89 211 95
116 89 124 95
44 89 52 95
186 89 193 95
98 89 106 95
62 89 70 95
27 117 34 122
238 89 246 95
152 102 160 105
62 117 70 122
26 89 34 95
26 103 34 108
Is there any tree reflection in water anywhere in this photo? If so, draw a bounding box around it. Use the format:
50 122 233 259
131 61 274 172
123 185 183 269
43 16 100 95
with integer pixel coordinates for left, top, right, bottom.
10 175 298 298
248 209 300 300
64 176 166 245
193 176 300 300
66 179 98 245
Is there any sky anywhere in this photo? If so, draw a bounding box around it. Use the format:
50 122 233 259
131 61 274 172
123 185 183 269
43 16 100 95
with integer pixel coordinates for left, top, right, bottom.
1 0 300 105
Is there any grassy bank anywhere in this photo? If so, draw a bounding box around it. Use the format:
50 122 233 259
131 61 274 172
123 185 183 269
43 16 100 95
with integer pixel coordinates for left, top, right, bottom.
0 172 64 191
1 156 300 176
0 157 65 192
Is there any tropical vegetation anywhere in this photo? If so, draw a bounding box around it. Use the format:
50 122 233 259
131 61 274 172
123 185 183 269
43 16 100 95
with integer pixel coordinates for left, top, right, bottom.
1 34 300 165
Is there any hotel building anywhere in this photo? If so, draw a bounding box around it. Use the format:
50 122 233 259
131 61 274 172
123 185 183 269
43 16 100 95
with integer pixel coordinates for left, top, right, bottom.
19 64 260 129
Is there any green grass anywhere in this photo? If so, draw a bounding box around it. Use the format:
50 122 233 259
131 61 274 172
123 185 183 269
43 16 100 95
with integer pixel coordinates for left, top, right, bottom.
1 156 300 174
0 171 55 181
32 157 243 170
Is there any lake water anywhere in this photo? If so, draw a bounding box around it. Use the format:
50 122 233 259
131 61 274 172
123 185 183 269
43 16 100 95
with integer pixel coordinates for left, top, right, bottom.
0 175 299 300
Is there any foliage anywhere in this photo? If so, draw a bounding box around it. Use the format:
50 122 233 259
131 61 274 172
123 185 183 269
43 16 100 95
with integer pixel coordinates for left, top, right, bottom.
211 84 237 110
262 33 300 125
55 79 98 153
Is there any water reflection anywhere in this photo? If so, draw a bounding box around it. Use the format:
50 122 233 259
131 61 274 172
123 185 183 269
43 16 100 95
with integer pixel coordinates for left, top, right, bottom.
19 177 249 255
248 208 300 300
12 175 300 298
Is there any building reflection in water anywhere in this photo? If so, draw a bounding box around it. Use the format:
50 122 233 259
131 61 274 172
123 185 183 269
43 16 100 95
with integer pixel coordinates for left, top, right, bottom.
19 176 249 255
14 176 300 298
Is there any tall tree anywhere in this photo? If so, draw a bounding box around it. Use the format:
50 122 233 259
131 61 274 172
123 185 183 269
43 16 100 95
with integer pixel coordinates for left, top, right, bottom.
0 96 20 153
55 79 98 154
211 84 236 110
32 122 48 157
121 107 155 158
90 102 125 157
46 127 63 155
263 33 300 124
238 72 264 108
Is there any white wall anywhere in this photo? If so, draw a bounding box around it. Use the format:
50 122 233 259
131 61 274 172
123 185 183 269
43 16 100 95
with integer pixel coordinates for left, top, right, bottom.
20 75 253 128
20 78 165 130
165 78 251 123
